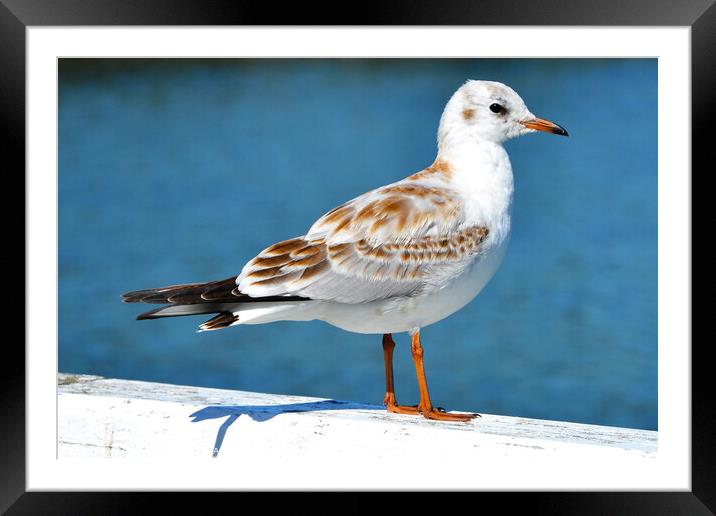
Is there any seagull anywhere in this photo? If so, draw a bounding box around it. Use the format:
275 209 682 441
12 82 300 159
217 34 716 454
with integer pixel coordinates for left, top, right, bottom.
122 80 568 422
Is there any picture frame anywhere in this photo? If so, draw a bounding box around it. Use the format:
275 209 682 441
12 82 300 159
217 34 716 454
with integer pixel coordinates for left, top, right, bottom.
7 0 707 511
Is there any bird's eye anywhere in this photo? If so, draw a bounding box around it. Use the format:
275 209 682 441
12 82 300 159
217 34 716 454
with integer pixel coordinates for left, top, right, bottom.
489 103 504 114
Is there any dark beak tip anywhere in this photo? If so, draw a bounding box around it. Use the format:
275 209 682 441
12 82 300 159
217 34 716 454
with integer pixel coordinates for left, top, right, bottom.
554 126 569 137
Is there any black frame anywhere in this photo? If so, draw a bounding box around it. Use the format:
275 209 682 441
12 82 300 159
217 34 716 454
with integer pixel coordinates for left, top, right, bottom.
6 0 708 512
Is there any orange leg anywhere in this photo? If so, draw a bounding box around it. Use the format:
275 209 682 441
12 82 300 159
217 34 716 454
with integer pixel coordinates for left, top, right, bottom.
409 330 480 422
382 334 419 415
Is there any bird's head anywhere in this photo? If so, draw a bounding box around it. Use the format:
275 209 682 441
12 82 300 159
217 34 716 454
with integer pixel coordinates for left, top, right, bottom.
438 80 568 149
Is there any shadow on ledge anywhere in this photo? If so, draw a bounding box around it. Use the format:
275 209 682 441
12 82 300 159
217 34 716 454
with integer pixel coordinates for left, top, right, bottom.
190 399 380 457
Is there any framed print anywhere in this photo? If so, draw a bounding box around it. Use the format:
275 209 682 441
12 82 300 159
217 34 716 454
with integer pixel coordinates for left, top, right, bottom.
8 0 708 512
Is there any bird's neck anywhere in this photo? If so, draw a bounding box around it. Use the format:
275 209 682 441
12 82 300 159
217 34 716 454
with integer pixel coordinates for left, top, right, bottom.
436 139 513 186
435 139 514 232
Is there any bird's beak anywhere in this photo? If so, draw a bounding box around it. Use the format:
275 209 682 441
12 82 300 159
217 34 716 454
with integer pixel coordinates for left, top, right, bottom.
521 117 569 137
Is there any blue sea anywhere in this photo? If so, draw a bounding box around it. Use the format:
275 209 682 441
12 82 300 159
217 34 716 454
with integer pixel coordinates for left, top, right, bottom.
58 59 657 430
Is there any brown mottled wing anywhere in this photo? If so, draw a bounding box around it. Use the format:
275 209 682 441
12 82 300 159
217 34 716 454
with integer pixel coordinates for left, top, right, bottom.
308 179 463 245
237 178 490 304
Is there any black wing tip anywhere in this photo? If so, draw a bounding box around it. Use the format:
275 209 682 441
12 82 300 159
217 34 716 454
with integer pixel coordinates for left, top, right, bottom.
122 288 160 303
119 278 240 305
122 286 310 306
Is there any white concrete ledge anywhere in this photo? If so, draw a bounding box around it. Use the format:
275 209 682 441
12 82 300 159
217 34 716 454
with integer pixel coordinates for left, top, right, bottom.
58 373 657 460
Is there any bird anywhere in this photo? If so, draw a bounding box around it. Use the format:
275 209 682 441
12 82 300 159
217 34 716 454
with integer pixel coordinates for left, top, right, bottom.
122 80 568 423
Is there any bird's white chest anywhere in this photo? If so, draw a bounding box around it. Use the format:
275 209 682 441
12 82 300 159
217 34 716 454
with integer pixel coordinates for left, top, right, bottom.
450 143 514 242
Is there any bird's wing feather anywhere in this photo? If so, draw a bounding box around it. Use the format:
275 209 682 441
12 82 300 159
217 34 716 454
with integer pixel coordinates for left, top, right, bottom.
237 177 490 304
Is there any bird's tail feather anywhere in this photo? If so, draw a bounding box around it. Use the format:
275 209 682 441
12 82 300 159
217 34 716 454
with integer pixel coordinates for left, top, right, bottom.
135 303 230 320
136 304 240 331
123 277 309 331
198 312 240 332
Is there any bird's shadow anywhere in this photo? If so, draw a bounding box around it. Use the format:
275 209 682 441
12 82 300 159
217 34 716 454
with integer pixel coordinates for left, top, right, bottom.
189 399 380 457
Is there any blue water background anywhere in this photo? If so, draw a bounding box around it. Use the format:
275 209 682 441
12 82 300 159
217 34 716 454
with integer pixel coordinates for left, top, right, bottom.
58 59 657 430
